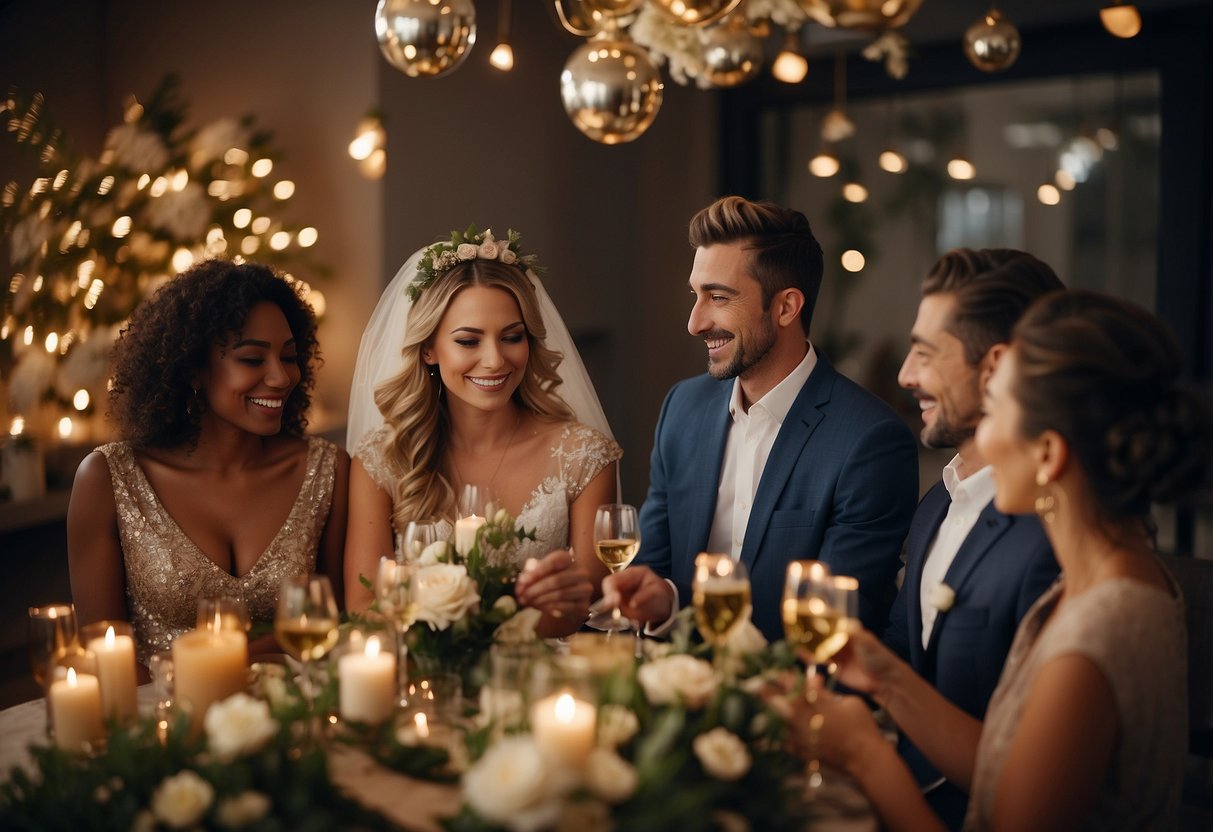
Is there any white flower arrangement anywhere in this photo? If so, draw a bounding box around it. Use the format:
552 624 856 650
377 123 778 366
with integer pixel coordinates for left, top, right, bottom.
204 692 278 762
693 727 753 781
929 582 957 612
410 562 482 632
636 653 720 709
409 226 542 301
150 769 214 828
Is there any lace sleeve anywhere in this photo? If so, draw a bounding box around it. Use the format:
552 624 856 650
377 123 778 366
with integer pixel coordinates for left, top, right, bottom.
556 423 622 502
353 425 400 494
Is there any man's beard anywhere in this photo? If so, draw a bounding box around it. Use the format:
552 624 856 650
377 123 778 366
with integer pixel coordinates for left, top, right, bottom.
920 404 978 450
706 317 777 381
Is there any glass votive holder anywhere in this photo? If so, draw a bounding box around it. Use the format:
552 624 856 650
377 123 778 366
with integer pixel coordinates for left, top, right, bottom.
47 651 104 753
406 671 463 722
479 642 545 732
197 596 250 634
568 632 636 680
79 621 138 726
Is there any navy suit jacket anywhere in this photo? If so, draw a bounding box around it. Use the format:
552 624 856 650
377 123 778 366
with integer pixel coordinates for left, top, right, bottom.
884 480 1058 830
635 354 919 642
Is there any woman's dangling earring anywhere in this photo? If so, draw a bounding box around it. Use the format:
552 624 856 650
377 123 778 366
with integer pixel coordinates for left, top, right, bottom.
1034 470 1057 524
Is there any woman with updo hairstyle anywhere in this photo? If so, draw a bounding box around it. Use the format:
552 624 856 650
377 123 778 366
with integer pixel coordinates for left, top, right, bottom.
775 290 1209 830
345 229 620 637
68 260 349 665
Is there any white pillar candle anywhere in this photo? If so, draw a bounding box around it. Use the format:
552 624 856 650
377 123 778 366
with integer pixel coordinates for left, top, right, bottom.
172 629 248 730
86 625 138 724
49 667 104 751
339 634 396 725
530 690 596 768
454 514 487 555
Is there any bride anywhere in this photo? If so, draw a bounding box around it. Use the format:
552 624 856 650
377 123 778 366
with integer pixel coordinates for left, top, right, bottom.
344 228 620 637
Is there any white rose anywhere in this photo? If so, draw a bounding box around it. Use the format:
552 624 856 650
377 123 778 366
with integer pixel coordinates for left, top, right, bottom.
478 240 500 259
596 704 639 749
492 595 518 616
499 248 517 265
637 654 719 709
151 769 215 828
412 563 480 631
929 583 956 612
493 607 543 643
584 748 638 804
205 693 278 762
693 727 751 781
456 243 478 260
642 640 672 660
463 735 573 832
726 619 767 655
215 791 271 829
416 539 452 565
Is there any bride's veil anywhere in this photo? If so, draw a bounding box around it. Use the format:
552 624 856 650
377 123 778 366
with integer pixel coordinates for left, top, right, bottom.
346 246 615 454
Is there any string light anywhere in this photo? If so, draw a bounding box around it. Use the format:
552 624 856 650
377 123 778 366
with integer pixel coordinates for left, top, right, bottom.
808 150 840 178
772 30 808 84
841 250 866 272
1100 3 1142 38
1037 182 1061 205
878 149 907 173
947 156 977 180
842 182 869 203
73 389 90 411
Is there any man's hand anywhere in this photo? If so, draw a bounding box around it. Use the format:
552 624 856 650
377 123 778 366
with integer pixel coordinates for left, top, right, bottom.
600 566 675 624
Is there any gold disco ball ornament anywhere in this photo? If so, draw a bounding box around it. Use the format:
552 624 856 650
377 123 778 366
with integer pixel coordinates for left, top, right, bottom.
799 0 924 31
554 0 647 35
700 15 765 88
963 8 1021 73
375 0 477 79
652 0 744 27
560 32 664 145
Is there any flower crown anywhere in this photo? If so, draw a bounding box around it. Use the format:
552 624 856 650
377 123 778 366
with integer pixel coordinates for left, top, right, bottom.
408 225 544 301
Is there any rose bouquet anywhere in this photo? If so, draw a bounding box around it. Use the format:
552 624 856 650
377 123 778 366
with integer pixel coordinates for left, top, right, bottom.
445 611 809 832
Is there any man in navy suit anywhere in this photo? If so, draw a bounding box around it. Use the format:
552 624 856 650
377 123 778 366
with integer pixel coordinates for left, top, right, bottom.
604 196 918 642
887 249 1063 829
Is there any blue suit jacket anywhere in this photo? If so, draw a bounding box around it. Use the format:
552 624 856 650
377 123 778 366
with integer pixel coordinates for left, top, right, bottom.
884 481 1058 830
635 354 919 642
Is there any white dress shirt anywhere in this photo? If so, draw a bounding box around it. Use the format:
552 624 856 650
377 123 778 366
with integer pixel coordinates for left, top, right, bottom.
918 455 997 648
706 344 818 560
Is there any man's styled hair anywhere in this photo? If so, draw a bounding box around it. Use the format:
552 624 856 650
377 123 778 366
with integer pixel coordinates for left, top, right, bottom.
688 196 824 332
923 248 1065 365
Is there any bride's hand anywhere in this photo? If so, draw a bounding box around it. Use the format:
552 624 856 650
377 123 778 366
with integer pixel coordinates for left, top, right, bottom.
515 549 593 624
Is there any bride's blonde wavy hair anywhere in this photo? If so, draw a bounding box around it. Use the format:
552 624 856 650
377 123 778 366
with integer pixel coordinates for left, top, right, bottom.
373 259 574 532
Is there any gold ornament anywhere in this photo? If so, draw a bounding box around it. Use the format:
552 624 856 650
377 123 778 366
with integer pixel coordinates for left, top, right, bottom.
375 0 477 79
963 8 1021 73
651 0 744 27
700 14 766 88
560 31 664 145
799 0 924 31
552 0 646 36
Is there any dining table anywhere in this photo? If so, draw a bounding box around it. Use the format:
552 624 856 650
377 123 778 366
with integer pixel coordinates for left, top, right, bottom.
0 686 878 831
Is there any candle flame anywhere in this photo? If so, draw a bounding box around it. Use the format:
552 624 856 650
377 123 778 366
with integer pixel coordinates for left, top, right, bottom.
555 692 576 723
367 635 381 658
67 667 78 686
414 711 429 738
213 608 222 633
105 626 116 648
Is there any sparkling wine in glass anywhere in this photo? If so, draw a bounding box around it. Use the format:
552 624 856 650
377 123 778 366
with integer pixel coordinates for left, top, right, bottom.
375 556 414 706
275 574 339 739
593 504 641 636
692 553 752 678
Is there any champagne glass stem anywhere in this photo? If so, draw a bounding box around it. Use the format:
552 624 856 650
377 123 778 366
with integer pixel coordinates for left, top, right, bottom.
805 663 824 797
299 655 317 745
395 622 410 707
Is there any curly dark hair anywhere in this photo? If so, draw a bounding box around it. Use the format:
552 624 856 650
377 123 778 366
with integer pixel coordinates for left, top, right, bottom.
108 259 319 448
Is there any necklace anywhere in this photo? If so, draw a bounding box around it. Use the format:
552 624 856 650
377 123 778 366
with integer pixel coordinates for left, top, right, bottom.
450 409 523 491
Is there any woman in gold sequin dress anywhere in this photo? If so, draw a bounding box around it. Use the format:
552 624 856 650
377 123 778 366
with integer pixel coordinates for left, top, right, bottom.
67 260 349 664
344 229 620 637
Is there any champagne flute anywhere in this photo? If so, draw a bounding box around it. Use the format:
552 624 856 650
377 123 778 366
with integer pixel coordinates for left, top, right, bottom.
28 604 79 736
275 575 339 740
782 560 838 795
692 553 751 681
593 504 641 637
375 556 413 707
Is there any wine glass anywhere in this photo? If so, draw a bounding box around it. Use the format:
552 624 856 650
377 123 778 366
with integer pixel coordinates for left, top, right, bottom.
28 604 78 736
375 556 413 707
274 574 339 740
592 503 641 638
197 596 250 634
458 483 499 520
782 561 853 795
400 520 443 563
692 553 751 681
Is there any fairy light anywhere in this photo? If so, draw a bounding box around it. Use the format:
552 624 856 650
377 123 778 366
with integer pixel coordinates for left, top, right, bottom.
241 236 260 255
137 174 151 190
251 159 273 177
83 278 105 309
58 416 74 439
808 151 840 178
947 156 977 180
224 148 249 166
878 149 907 173
269 231 291 251
52 169 68 190
112 215 132 238
149 176 169 197
233 208 252 229
23 326 33 346
297 227 318 247
77 259 95 286
842 182 869 203
73 389 90 411
1037 183 1061 205
44 331 58 352
841 249 866 272
171 248 194 273
251 216 271 235
273 180 295 200
97 175 115 195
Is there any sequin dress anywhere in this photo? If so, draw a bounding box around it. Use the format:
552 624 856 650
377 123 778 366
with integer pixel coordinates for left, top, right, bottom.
96 437 339 663
355 422 621 563
964 576 1186 830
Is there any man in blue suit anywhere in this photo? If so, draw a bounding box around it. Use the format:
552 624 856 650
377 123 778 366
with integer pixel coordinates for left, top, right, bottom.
887 249 1062 829
604 196 918 642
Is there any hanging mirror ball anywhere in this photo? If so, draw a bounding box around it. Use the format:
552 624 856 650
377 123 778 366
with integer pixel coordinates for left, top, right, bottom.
560 34 664 145
375 0 477 79
963 9 1021 73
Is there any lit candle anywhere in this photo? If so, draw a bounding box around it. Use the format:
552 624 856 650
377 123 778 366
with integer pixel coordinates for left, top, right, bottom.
454 514 486 555
338 634 396 725
49 667 104 752
530 690 596 768
171 628 248 729
86 625 138 724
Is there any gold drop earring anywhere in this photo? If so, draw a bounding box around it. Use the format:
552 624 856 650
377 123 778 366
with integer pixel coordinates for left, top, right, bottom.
1034 471 1057 524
